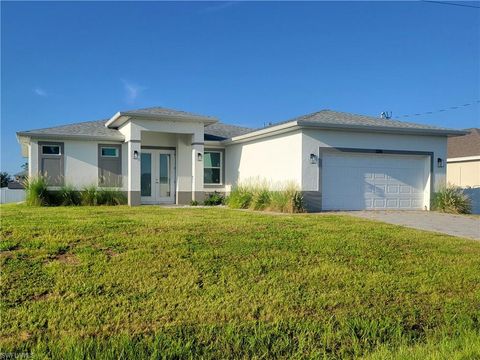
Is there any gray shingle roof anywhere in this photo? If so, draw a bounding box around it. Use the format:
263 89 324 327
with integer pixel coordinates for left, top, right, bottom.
204 123 254 140
17 117 253 142
17 119 124 140
17 108 463 143
266 109 462 132
448 128 480 158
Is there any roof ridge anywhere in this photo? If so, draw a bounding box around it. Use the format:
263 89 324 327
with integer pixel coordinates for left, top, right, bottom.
207 122 254 130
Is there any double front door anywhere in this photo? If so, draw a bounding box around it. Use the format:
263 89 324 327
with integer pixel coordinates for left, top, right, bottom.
141 149 175 204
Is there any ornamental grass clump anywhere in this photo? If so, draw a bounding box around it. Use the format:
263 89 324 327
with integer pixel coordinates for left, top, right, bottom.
268 182 304 213
24 176 49 206
227 185 254 209
249 180 271 211
97 188 127 206
59 184 81 206
81 185 98 206
432 185 472 214
227 179 304 213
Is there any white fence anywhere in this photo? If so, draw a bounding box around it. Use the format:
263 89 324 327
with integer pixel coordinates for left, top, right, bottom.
463 187 480 215
0 188 26 204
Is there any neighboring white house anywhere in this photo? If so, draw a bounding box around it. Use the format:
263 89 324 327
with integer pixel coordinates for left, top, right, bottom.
16 107 465 211
447 128 480 188
447 128 480 214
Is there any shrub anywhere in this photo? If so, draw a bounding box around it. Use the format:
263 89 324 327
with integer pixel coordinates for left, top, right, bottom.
24 176 49 206
432 185 472 214
203 192 225 206
59 184 81 206
97 188 127 206
190 200 199 206
81 185 98 206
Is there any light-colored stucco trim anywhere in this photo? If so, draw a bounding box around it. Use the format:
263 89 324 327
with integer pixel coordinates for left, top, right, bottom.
106 112 218 129
447 155 480 163
225 121 466 145
224 122 301 144
298 121 467 137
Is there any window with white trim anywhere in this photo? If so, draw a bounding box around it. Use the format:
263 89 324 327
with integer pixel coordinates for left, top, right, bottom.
39 142 64 186
101 147 119 157
204 151 222 185
98 144 122 187
42 145 61 155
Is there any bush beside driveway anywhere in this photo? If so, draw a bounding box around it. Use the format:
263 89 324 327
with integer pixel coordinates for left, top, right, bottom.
1 205 480 358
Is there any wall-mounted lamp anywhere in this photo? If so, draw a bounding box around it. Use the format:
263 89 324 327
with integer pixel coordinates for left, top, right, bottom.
197 152 203 162
310 153 317 164
133 150 139 159
437 157 444 168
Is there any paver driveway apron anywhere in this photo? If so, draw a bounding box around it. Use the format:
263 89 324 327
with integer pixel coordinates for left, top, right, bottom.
344 211 480 240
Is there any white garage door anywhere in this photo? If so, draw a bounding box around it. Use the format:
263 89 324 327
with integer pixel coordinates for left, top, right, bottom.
322 152 429 211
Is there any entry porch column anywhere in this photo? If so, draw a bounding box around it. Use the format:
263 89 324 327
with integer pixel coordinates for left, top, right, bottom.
191 134 204 203
127 139 141 206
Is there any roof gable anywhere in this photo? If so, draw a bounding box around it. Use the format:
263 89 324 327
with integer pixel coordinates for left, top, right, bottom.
106 106 218 128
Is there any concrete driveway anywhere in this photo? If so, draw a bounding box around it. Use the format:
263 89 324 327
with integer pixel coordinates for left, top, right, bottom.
344 211 480 240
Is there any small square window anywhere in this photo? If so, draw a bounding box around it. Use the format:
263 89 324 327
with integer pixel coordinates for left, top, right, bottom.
42 145 60 155
101 147 118 157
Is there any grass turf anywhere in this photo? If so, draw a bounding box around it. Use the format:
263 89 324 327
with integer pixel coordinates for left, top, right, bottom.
1 205 479 359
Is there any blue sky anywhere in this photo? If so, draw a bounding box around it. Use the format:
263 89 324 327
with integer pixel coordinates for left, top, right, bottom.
1 1 479 174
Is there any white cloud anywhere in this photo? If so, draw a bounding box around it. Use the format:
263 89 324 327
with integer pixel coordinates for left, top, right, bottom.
200 1 240 13
34 87 47 97
121 79 146 104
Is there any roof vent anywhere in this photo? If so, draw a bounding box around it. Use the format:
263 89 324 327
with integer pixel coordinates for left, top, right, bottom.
380 111 392 119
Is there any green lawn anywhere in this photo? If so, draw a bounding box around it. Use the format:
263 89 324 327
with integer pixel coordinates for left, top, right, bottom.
1 205 479 359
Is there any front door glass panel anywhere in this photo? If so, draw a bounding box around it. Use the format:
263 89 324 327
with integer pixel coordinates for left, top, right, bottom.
141 153 152 197
159 154 171 197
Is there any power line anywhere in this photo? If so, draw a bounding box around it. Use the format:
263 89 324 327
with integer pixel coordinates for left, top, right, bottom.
398 100 480 118
421 1 480 9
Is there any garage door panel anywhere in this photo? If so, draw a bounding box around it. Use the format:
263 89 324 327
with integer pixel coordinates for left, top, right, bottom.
322 152 428 211
386 199 398 208
387 185 399 194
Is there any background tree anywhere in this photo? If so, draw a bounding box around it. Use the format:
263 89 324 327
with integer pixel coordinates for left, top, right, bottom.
0 172 12 188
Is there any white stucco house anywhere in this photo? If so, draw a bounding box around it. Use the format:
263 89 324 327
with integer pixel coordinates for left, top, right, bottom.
16 107 465 211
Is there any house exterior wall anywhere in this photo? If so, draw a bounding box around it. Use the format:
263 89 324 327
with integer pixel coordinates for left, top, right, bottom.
141 132 177 147
118 119 206 205
28 139 126 190
301 129 447 211
302 129 447 191
225 130 303 189
24 121 451 210
447 159 480 187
